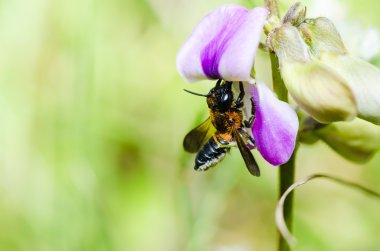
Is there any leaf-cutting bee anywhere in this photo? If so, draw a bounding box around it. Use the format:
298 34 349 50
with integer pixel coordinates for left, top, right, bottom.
183 80 260 177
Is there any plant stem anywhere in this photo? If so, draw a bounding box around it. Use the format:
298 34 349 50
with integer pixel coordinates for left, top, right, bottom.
269 51 297 251
277 146 297 251
267 1 297 250
270 53 287 102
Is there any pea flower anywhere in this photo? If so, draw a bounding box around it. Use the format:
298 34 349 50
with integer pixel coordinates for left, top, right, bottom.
176 4 298 165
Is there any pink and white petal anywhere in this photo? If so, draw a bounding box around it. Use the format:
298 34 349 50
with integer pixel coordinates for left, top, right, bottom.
251 83 299 166
218 7 268 81
176 5 268 82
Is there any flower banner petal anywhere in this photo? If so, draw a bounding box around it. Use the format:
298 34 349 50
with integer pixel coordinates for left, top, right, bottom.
176 5 268 82
251 83 299 166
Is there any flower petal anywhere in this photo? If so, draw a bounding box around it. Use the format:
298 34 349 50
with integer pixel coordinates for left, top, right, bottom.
176 5 268 82
250 83 299 165
321 55 380 125
281 61 357 123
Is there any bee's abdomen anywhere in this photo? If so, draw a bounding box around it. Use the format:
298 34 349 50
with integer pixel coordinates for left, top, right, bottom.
194 137 229 171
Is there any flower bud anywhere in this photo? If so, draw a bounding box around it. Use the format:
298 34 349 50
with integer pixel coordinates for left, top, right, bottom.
268 24 310 64
282 2 307 27
269 24 357 123
314 119 380 163
299 17 347 57
300 17 380 125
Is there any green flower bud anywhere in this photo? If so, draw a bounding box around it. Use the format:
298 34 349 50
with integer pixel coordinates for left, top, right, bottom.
299 17 348 57
270 19 380 125
282 2 307 27
268 24 310 64
314 118 380 163
269 24 358 123
299 17 380 125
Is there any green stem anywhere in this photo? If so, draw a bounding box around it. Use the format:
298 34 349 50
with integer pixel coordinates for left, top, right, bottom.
277 146 298 251
270 51 298 251
270 53 287 102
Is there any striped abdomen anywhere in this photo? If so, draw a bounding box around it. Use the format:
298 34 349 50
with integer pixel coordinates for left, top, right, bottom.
194 136 230 171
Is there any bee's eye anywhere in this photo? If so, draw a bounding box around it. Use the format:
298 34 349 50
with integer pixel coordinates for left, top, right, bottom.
220 93 232 106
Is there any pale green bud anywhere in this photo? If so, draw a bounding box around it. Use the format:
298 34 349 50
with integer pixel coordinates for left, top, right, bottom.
268 24 310 64
264 14 281 35
270 19 380 125
299 17 348 57
282 17 380 125
282 2 307 27
269 24 357 123
301 17 380 125
314 118 380 163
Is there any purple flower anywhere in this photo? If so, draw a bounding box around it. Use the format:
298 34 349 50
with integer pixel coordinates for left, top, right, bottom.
177 5 299 166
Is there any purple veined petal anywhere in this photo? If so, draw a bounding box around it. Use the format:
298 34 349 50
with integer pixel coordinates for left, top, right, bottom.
251 83 299 166
176 5 268 82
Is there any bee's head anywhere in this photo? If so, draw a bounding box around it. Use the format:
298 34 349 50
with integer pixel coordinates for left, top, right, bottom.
183 80 234 112
207 81 233 112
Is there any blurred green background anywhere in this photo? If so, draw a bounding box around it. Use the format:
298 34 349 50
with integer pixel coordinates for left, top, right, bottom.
1 0 380 250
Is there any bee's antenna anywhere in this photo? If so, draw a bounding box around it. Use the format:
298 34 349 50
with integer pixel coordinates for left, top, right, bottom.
183 89 210 97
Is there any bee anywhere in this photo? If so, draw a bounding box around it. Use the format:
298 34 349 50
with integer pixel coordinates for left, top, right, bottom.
183 80 260 177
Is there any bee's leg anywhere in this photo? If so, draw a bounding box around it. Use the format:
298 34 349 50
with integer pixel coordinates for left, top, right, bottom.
244 116 255 128
247 135 256 148
214 134 232 148
215 79 222 88
235 81 245 108
238 128 256 148
250 97 256 115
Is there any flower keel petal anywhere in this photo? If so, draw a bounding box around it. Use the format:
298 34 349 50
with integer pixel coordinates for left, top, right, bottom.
251 83 299 165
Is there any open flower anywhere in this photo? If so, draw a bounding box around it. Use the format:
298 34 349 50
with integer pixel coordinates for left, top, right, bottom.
177 4 298 165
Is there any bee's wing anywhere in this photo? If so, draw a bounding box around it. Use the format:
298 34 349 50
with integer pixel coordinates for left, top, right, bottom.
183 117 216 153
232 127 260 177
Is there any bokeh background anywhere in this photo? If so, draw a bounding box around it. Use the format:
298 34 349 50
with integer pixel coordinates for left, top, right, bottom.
1 0 380 250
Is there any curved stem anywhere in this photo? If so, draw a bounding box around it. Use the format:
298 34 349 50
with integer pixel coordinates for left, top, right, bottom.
270 50 297 251
276 174 380 246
